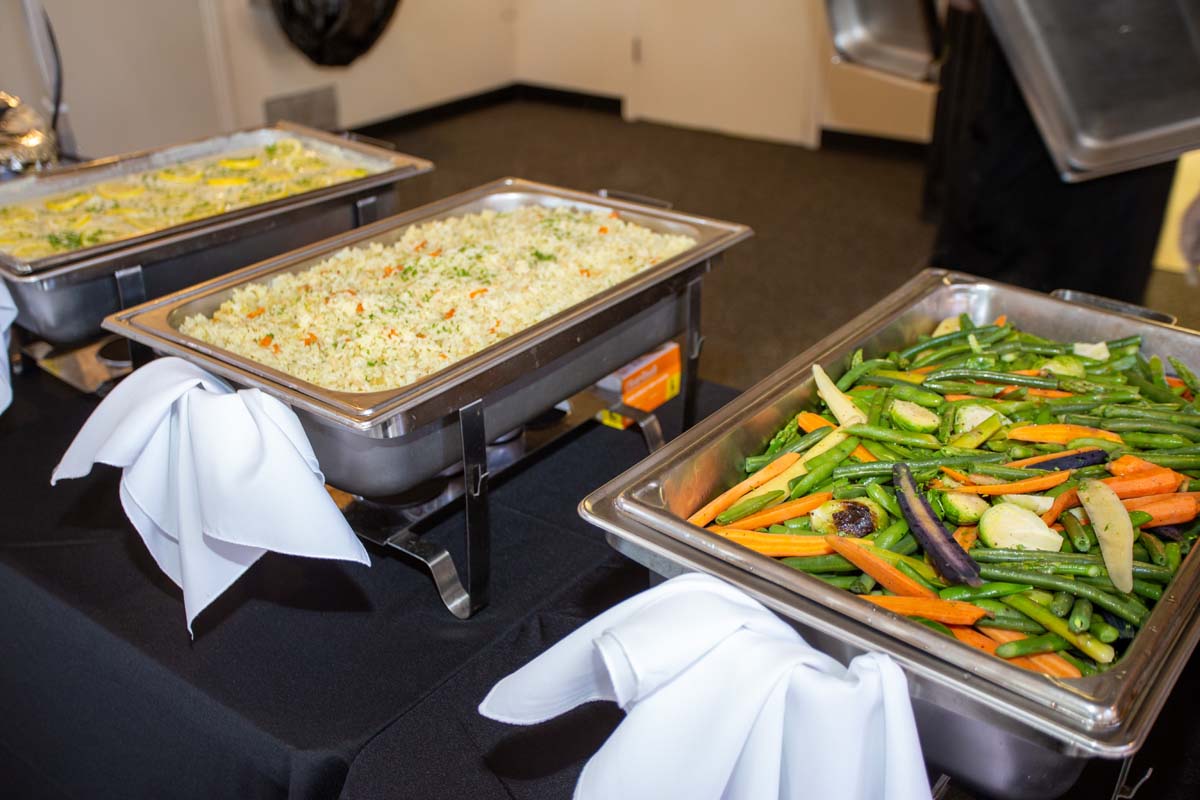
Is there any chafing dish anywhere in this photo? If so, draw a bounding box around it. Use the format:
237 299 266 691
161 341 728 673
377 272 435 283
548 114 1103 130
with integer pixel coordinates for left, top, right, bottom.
581 269 1200 799
104 178 752 498
1 121 432 344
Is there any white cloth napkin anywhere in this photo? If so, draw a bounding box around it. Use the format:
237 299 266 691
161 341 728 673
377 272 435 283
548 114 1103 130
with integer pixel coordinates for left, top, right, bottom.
52 357 370 633
480 573 930 800
0 280 16 415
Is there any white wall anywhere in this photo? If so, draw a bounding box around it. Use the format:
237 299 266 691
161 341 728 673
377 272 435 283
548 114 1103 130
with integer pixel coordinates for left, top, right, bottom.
513 0 632 99
1 0 227 157
213 0 518 130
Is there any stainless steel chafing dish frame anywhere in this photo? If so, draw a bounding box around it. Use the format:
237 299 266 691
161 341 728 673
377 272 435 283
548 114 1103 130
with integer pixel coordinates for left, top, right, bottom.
1 121 433 344
580 269 1200 799
104 178 751 439
104 178 751 620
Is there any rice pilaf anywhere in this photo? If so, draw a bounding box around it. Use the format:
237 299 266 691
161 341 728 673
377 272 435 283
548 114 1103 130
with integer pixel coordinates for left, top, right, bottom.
178 206 696 392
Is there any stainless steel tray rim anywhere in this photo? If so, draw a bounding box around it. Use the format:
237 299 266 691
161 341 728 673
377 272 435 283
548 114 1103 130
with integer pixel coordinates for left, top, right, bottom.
581 268 1200 757
581 493 1140 760
0 121 433 279
105 177 752 436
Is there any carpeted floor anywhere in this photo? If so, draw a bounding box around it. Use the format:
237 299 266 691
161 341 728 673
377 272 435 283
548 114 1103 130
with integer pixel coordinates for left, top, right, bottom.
365 96 1199 392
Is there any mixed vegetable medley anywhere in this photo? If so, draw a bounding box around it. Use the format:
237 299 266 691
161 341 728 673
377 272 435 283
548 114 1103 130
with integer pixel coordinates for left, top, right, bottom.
687 313 1200 679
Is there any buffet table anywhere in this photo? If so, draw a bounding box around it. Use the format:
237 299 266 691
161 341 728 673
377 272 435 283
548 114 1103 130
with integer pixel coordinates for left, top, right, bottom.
0 361 727 798
4 358 1200 799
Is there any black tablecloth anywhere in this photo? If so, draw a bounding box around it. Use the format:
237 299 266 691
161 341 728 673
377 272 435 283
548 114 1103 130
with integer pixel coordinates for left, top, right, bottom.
0 364 734 799
5 364 1200 800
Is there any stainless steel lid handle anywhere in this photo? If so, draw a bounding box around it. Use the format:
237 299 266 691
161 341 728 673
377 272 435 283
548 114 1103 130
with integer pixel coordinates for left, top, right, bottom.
1050 288 1177 326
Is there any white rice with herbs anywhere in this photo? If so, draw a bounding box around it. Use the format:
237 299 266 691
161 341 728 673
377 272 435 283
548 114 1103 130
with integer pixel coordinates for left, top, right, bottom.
179 206 696 392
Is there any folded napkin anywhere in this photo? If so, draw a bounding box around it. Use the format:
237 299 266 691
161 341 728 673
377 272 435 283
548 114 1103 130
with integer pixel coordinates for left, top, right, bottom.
0 280 16 414
52 357 370 633
480 573 930 800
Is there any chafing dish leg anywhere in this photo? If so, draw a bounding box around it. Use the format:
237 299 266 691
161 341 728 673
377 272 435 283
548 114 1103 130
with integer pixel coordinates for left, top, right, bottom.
1110 756 1152 800
114 265 153 369
353 195 380 227
459 398 491 616
681 272 706 431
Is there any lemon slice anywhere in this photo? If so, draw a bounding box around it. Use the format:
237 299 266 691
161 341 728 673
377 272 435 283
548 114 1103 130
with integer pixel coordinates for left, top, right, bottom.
0 233 32 245
1 206 36 221
334 167 370 179
97 182 145 200
44 193 91 212
158 166 202 184
68 213 93 229
219 156 261 170
6 241 52 259
206 176 249 186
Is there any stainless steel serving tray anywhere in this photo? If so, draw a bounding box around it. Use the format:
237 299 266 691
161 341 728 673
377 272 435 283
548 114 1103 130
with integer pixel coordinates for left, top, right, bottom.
982 0 1200 182
2 122 432 343
581 270 1200 799
105 178 752 497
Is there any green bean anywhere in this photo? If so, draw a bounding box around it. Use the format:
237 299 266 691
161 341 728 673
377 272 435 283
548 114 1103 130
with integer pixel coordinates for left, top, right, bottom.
781 554 859 574
836 358 897 391
865 483 903 519
1058 651 1099 676
1062 414 1105 428
911 617 955 636
949 413 1004 450
1106 335 1143 349
1140 532 1168 567
925 367 1060 389
788 437 860 499
970 598 1027 618
841 424 942 450
830 454 1008 480
1045 478 1080 498
1100 405 1200 425
972 550 1173 583
1137 453 1200 470
862 376 945 407
1120 432 1193 450
1049 591 1075 617
783 516 811 530
1068 598 1093 633
814 574 861 590
1085 575 1164 602
1126 372 1181 404
1073 465 1112 480
1011 561 1104 578
940 582 1035 601
910 343 974 370
976 617 1047 634
1065 437 1125 452
1101 418 1200 440
872 518 910 551
995 633 1070 658
716 490 785 525
1002 594 1115 663
1088 618 1121 643
859 439 903 462
925 380 1001 398
867 387 890 426
744 426 832 472
969 463 1049 481
1061 513 1092 553
977 565 1149 626
896 560 942 593
848 573 877 594
833 485 868 500
1166 542 1182 573
897 325 1006 363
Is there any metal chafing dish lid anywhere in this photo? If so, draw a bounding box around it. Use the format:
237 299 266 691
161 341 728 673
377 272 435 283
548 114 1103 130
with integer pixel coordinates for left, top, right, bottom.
982 0 1200 182
0 92 57 177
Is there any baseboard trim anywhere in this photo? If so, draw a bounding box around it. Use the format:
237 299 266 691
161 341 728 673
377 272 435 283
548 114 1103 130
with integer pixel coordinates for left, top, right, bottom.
354 83 622 138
